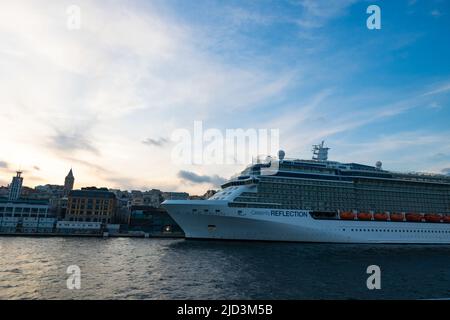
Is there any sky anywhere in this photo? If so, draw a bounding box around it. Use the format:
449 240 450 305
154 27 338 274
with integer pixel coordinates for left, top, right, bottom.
0 0 449 195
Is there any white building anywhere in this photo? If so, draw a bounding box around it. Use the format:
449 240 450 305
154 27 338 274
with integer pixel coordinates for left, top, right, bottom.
0 217 19 233
22 217 57 233
56 221 102 234
0 199 51 219
0 199 52 233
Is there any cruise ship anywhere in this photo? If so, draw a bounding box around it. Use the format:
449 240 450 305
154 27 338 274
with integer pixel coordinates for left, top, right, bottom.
162 142 450 243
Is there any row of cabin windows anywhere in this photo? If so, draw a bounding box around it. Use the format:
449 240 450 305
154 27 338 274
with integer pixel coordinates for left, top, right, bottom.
258 178 448 195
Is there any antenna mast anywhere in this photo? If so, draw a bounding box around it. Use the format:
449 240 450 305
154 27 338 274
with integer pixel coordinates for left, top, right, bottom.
312 141 329 161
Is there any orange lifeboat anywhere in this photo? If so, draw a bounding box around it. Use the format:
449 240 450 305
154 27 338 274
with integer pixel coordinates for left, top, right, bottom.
374 212 388 221
443 215 450 223
424 214 442 223
357 212 372 221
340 211 356 220
390 213 404 222
405 213 423 222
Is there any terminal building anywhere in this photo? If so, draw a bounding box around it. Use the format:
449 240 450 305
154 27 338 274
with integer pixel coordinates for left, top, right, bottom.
128 205 183 234
0 172 54 233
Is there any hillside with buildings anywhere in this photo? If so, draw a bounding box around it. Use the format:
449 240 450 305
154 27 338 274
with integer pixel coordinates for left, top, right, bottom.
0 170 216 236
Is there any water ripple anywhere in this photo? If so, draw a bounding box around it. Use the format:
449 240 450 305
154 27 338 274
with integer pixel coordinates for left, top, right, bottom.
1 237 450 299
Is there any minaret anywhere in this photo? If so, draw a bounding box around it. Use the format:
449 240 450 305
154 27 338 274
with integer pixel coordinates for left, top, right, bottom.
8 171 23 201
64 168 75 196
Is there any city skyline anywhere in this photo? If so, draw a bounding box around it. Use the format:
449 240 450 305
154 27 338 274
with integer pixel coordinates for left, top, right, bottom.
1 0 449 195
0 168 210 196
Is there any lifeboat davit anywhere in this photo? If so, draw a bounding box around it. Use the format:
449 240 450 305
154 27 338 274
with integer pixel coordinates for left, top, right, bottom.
390 213 404 222
424 214 442 223
340 211 356 220
357 212 372 220
443 215 450 223
374 212 388 221
405 213 423 222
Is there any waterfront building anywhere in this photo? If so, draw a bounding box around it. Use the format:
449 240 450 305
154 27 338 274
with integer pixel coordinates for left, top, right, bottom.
142 189 164 208
130 190 144 206
8 171 23 201
0 186 9 198
49 196 68 219
110 189 131 204
0 198 51 218
109 189 132 224
22 217 57 233
129 190 163 207
34 184 65 199
0 217 19 233
0 198 52 233
115 206 130 224
66 188 116 224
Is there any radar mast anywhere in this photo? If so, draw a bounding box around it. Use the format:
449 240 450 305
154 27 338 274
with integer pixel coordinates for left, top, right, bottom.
312 141 329 161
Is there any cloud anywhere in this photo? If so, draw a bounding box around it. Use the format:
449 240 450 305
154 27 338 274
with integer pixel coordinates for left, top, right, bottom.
62 156 111 175
142 137 169 147
49 132 99 155
266 87 422 154
0 161 8 169
104 176 143 191
297 0 358 28
432 153 450 161
431 10 442 17
226 6 274 26
0 0 449 195
178 170 226 186
427 102 442 110
328 130 450 175
423 82 450 96
441 168 450 175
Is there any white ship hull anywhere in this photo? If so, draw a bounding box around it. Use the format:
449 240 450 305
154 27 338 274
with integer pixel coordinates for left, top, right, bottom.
162 200 450 244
